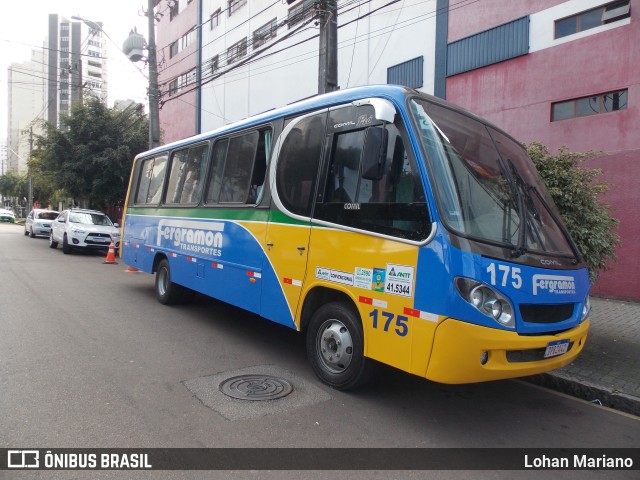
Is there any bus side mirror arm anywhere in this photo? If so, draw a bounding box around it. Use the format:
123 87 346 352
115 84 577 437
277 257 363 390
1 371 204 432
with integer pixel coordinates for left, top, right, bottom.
361 127 389 181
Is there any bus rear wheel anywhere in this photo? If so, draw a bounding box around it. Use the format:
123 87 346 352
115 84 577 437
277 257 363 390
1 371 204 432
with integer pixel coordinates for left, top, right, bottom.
155 258 185 305
306 302 373 390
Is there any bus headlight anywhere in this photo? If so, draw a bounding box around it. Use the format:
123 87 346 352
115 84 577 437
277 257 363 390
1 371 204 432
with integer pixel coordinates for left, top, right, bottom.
455 277 515 328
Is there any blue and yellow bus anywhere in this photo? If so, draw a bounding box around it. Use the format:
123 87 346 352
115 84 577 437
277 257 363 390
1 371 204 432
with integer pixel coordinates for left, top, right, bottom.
121 85 590 390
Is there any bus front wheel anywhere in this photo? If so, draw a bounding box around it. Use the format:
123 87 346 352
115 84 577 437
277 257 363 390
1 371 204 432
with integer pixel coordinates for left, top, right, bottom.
155 258 185 305
306 302 373 390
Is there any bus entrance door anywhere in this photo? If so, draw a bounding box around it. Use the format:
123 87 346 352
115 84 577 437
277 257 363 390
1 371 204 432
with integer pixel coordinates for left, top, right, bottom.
261 215 311 330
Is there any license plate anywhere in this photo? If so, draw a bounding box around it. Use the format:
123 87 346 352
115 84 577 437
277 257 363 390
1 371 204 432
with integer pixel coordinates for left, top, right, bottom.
89 237 107 242
544 339 570 358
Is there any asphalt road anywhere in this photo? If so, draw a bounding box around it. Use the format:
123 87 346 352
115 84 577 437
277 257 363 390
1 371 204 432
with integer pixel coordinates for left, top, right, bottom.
0 222 638 479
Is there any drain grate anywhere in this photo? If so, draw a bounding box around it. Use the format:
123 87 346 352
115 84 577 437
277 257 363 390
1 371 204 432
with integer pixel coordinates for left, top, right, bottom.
219 374 293 401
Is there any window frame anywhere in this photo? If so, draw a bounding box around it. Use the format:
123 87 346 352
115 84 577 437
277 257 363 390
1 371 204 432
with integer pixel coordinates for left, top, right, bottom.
253 18 278 49
204 125 274 207
163 142 211 207
312 103 431 242
551 89 628 121
132 154 169 206
227 37 247 64
554 0 630 39
210 8 221 30
228 0 247 17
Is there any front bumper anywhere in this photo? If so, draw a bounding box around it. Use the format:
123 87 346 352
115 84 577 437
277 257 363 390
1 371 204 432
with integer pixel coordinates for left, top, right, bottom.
71 235 120 249
425 317 590 384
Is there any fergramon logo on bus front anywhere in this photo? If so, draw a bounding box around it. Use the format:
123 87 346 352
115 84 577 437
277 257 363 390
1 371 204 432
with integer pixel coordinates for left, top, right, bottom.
156 219 224 257
532 274 576 296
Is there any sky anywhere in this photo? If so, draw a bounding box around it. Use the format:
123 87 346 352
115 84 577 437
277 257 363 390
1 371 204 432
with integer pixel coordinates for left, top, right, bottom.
0 0 151 137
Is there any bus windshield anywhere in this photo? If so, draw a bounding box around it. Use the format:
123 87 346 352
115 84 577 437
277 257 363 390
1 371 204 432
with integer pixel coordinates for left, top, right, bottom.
410 98 575 258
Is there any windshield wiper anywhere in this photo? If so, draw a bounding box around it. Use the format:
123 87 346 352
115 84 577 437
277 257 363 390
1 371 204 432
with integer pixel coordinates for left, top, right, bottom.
496 158 527 257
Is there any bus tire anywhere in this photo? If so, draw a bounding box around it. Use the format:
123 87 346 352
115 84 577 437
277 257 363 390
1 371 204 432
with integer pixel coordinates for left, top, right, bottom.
306 302 373 390
155 258 185 305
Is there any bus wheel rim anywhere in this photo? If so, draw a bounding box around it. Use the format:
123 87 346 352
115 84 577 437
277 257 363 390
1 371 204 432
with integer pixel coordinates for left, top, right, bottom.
317 319 353 374
158 267 168 296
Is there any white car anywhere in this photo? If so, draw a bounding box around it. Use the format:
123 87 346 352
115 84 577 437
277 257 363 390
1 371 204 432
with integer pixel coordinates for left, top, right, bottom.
49 208 120 254
0 208 16 223
25 208 59 237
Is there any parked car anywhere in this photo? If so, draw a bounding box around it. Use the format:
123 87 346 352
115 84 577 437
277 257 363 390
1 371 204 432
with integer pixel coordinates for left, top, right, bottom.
49 208 120 254
0 208 16 223
24 209 59 237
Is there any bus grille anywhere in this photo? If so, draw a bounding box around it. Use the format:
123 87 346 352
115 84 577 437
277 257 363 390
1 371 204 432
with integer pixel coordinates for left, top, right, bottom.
519 303 574 324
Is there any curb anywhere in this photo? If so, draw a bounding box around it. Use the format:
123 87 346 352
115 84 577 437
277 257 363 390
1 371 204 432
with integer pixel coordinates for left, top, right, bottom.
524 373 640 417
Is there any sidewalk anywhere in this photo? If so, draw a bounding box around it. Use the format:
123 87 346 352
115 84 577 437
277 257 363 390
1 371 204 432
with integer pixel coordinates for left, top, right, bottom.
525 297 640 416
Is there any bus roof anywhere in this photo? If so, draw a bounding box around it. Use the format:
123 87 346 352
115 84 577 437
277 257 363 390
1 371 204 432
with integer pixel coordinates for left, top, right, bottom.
138 83 519 159
139 84 415 158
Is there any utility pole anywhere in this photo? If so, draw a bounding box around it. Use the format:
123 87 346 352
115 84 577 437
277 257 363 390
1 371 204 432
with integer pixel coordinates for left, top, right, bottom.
318 0 338 94
25 126 33 214
147 0 161 149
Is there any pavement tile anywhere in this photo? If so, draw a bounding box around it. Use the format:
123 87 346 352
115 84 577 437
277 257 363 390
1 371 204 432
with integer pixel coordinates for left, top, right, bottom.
525 297 640 417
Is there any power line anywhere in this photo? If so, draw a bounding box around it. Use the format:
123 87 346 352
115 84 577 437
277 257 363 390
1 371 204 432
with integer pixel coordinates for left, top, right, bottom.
162 0 468 103
156 0 282 75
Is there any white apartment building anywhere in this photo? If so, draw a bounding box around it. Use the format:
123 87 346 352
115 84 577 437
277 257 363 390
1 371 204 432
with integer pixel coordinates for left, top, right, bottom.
6 49 46 174
158 0 439 137
46 14 109 127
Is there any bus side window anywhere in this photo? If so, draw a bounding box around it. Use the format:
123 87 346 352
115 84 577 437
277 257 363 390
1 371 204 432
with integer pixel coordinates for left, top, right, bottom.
315 120 430 241
134 154 168 205
164 144 209 205
134 158 154 204
276 112 327 217
219 131 260 203
147 155 168 204
247 129 272 204
205 139 228 204
179 144 208 204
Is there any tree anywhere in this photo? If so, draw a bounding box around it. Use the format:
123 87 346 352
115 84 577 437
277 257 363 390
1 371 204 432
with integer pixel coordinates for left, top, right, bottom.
527 142 620 282
33 98 149 210
0 171 28 210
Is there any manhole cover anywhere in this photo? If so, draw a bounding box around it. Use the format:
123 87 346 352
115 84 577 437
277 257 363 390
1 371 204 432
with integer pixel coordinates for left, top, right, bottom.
219 375 293 401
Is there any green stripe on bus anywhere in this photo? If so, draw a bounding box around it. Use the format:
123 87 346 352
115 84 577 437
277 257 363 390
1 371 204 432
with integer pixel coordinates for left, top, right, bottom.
125 207 309 226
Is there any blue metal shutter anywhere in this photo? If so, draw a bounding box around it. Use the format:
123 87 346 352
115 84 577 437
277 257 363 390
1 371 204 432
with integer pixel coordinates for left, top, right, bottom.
447 16 529 76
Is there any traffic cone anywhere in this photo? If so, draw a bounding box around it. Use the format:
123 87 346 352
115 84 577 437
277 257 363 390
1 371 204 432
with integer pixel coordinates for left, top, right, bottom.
124 265 140 273
103 239 117 264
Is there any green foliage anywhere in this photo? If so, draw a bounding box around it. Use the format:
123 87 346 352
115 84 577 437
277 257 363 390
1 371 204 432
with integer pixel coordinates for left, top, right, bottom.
0 171 27 199
527 142 620 282
33 98 149 210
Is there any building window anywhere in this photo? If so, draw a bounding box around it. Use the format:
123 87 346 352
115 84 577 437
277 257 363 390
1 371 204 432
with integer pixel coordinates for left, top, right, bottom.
287 0 316 28
228 0 247 17
169 28 195 58
227 38 247 64
169 1 179 21
210 55 219 74
168 68 197 96
555 1 630 39
552 89 628 121
253 18 277 49
210 8 221 30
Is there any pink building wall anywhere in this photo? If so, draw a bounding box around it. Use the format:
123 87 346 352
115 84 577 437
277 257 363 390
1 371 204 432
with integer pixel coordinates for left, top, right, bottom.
446 1 640 300
156 1 198 144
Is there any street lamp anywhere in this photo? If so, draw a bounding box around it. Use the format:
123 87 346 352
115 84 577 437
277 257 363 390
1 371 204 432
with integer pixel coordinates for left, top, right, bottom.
74 12 160 150
122 0 161 149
